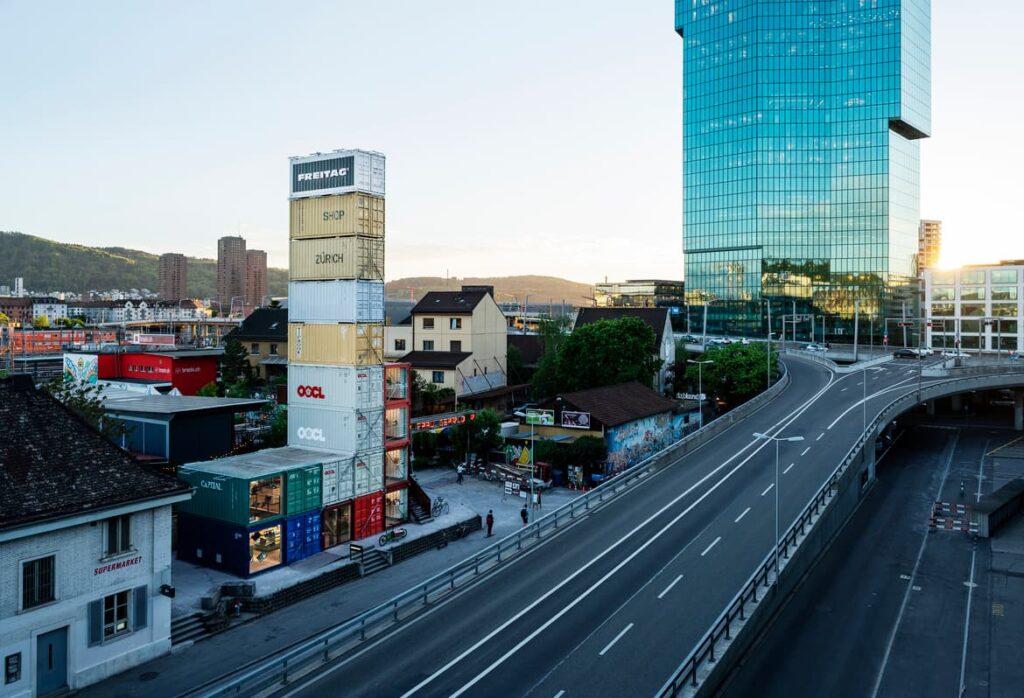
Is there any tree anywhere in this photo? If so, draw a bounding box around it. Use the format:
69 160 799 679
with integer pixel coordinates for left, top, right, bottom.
683 343 778 407
531 316 571 398
263 407 287 447
220 337 252 385
0 312 9 325
32 315 50 329
666 340 691 396
196 381 219 397
506 343 526 385
554 317 660 392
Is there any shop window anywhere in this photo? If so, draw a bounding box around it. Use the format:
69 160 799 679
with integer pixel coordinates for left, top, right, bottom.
249 476 282 522
423 340 435 351
930 304 954 317
422 318 434 330
960 287 985 301
21 555 55 610
105 515 132 556
249 524 282 574
394 338 406 351
960 320 981 334
992 303 1017 317
102 590 131 640
269 343 278 355
250 343 259 355
385 489 408 525
450 318 462 330
322 505 352 549
450 340 462 352
992 287 1018 301
432 371 445 384
960 304 986 317
386 449 408 480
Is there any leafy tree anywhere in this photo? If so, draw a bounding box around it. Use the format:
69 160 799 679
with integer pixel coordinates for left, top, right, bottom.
506 343 526 385
263 408 287 447
225 381 251 398
554 317 660 392
220 337 252 385
196 381 219 397
0 312 9 324
666 340 691 396
531 316 571 398
683 343 778 406
32 315 50 329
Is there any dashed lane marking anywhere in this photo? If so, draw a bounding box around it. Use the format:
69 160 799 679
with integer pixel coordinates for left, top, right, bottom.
599 623 634 656
800 447 811 456
761 484 774 496
657 574 684 599
735 507 751 523
817 433 824 441
701 537 722 557
783 463 795 474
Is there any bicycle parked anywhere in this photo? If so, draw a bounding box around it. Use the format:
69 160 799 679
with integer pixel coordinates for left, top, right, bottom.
378 527 408 547
431 497 450 518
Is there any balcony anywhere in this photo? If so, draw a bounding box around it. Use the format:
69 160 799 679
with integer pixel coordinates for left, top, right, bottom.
386 364 410 402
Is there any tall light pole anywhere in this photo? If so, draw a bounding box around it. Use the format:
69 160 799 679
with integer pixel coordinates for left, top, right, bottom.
753 432 805 580
688 359 714 430
766 298 773 390
514 410 537 515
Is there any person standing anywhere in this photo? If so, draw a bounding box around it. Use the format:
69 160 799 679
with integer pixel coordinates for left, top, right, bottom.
520 506 528 527
486 509 495 537
456 463 465 485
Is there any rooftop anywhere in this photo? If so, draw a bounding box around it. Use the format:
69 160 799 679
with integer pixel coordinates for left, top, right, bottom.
411 290 488 315
558 381 677 428
180 446 340 479
400 350 473 369
574 307 672 345
0 375 191 531
227 307 288 341
102 394 267 415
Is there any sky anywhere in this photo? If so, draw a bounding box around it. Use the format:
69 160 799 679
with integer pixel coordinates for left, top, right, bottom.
0 1 1021 284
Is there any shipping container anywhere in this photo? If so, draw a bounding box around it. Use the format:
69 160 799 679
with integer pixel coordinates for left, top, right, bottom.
322 502 353 549
178 447 333 526
354 449 385 497
290 237 384 282
353 492 384 540
322 456 355 506
289 193 385 239
288 323 384 366
289 149 385 199
287 404 384 452
385 446 409 481
177 514 285 578
288 364 384 411
287 281 384 324
285 511 323 564
384 487 409 525
285 464 322 514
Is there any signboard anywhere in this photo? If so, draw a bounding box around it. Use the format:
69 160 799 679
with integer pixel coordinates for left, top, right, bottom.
678 392 706 402
561 411 592 429
411 410 476 433
63 353 98 384
289 150 385 199
132 333 175 345
503 481 521 496
5 652 21 685
525 409 555 426
291 155 355 195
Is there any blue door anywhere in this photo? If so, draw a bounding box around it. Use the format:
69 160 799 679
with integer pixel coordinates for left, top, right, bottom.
36 627 67 696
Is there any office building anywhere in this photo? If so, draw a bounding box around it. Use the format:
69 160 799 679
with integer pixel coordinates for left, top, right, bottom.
14 277 24 297
594 279 685 310
675 0 931 338
216 236 246 313
246 249 268 307
918 219 942 272
923 262 1024 353
158 253 188 300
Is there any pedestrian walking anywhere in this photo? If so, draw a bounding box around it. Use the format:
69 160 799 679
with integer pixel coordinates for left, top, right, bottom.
520 506 528 527
456 463 465 485
486 509 495 537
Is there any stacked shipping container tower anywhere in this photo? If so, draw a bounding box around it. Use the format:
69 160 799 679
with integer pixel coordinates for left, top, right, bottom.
175 150 412 577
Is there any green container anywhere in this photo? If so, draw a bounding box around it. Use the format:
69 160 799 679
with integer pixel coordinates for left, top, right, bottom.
286 465 323 515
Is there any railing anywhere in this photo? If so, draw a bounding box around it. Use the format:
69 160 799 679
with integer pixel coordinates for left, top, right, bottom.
656 369 1024 697
189 364 793 697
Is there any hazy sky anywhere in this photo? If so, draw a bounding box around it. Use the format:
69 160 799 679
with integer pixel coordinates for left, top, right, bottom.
1 2 1021 283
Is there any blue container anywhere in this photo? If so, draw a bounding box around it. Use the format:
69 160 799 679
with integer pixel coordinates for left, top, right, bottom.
177 513 286 578
285 511 322 564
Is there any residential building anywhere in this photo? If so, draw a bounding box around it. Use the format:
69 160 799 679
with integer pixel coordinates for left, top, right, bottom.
216 236 247 312
923 263 1024 353
13 277 24 297
0 374 192 696
245 249 268 308
31 297 68 324
918 219 942 272
158 253 188 301
573 307 675 393
64 348 223 395
594 279 684 311
0 296 31 326
225 307 287 381
384 321 412 360
676 0 931 338
402 285 507 397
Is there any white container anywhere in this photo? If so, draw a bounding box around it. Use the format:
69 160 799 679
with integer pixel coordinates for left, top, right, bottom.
287 404 384 452
289 149 385 199
288 364 384 411
322 457 355 506
288 280 384 324
354 450 385 497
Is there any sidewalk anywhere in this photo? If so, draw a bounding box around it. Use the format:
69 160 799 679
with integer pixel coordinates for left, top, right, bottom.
78 467 581 697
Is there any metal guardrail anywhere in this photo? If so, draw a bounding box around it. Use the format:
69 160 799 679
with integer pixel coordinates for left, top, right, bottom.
656 368 1024 697
186 368 793 697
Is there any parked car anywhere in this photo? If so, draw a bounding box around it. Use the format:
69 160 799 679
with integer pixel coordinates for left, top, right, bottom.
918 346 937 355
942 350 969 360
679 334 699 343
707 337 729 345
804 343 827 353
893 348 920 359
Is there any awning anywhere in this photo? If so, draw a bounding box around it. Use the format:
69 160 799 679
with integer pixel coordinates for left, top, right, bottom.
259 355 288 365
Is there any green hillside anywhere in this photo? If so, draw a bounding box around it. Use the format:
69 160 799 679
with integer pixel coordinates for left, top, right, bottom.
0 231 288 297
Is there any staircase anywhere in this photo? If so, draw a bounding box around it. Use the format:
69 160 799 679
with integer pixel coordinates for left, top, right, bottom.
409 498 433 524
359 549 391 576
170 612 209 645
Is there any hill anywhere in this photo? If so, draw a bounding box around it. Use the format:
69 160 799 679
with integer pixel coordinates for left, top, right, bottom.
0 231 288 298
385 275 594 307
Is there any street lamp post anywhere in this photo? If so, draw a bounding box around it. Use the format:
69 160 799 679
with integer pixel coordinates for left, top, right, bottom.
753 432 805 580
688 359 714 430
513 411 537 516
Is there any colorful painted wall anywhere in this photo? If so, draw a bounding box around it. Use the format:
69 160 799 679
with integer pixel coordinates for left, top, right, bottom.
605 411 695 471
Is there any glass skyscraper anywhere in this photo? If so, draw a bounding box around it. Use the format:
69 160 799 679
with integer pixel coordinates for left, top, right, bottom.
676 0 930 340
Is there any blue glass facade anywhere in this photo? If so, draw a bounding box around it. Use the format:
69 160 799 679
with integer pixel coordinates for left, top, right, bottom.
676 0 930 339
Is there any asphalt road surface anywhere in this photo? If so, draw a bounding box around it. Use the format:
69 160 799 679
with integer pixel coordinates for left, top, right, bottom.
274 357 960 697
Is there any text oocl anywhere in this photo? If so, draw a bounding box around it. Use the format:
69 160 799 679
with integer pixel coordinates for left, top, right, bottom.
296 427 326 442
296 385 325 399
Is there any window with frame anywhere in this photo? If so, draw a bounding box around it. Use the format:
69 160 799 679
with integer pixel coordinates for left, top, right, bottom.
21 556 55 610
960 270 986 285
422 318 434 329
992 287 1018 301
450 340 462 352
103 591 131 640
450 318 462 330
431 371 444 384
423 340 434 351
991 269 1018 284
269 343 278 355
250 343 259 355
105 515 132 556
930 287 954 301
394 339 406 351
960 287 986 301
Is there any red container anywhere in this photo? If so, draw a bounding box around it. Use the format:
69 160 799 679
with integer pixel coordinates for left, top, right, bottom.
353 492 384 540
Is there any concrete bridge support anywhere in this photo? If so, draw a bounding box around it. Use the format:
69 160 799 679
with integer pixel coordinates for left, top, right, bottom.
926 400 936 416
952 393 963 412
1015 390 1023 432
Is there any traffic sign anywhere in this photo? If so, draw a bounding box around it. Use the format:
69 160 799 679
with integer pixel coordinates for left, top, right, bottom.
897 322 913 327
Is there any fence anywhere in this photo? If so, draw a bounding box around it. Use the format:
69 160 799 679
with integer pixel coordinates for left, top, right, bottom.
189 365 793 696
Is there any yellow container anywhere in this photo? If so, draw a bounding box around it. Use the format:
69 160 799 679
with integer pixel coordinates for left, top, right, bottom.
289 236 384 281
289 194 385 239
288 323 384 366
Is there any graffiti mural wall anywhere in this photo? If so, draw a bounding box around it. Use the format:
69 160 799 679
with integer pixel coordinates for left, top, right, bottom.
605 412 693 471
63 353 99 384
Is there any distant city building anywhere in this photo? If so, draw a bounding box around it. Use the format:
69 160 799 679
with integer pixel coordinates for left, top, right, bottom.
0 296 31 324
216 235 246 312
225 306 287 381
158 253 188 300
594 279 685 310
923 262 1024 353
245 249 268 307
31 297 68 323
918 219 942 272
14 276 24 297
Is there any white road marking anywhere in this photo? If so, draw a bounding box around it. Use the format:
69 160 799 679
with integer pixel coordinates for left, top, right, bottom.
817 433 824 441
553 692 565 698
783 463 795 474
958 549 978 696
827 375 926 431
735 507 751 523
976 440 990 503
800 447 811 456
657 574 684 599
762 483 774 496
599 623 634 656
701 537 722 557
840 387 848 392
